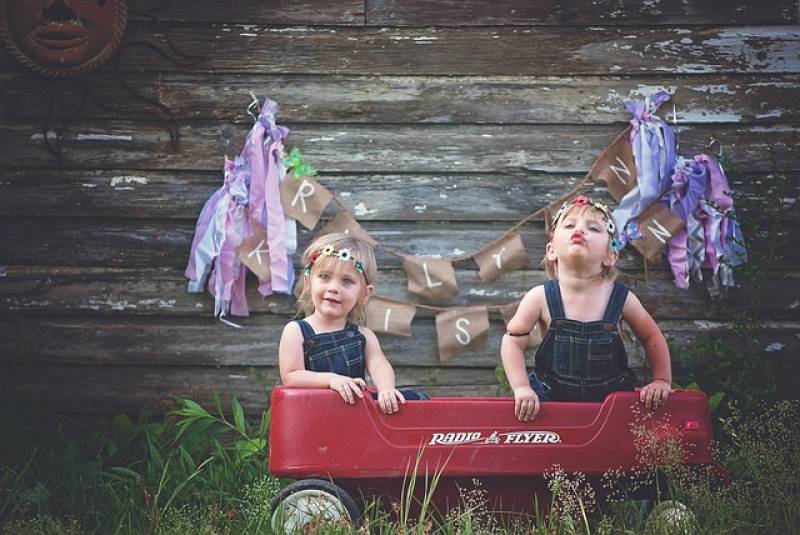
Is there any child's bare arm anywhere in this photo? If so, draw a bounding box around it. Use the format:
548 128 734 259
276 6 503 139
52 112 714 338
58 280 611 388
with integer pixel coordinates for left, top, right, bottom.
278 322 365 403
622 292 672 408
501 286 544 421
362 327 405 414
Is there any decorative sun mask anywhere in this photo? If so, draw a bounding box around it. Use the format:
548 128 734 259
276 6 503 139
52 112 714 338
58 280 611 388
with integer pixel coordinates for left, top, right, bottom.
0 0 128 77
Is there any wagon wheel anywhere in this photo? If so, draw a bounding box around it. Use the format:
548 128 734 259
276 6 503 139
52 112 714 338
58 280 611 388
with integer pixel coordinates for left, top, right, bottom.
644 499 696 533
270 478 362 533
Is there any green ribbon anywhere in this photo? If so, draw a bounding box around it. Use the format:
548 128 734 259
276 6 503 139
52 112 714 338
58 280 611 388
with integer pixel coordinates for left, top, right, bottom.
282 147 317 179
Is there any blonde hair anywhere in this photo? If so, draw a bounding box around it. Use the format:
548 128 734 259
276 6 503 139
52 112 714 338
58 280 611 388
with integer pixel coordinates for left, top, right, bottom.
542 203 618 280
294 232 377 324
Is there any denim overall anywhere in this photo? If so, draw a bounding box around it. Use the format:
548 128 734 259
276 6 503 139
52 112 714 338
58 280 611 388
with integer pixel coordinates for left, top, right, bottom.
296 320 429 400
528 280 637 402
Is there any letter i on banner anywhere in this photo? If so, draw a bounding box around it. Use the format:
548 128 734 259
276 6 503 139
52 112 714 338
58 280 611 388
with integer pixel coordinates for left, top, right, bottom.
365 297 416 337
435 306 490 362
279 173 334 229
316 210 378 247
402 255 458 300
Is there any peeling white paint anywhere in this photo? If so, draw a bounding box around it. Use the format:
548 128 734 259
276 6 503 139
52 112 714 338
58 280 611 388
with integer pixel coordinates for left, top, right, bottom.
755 110 783 119
77 133 132 141
413 36 438 42
765 342 785 352
353 202 377 216
439 193 448 199
339 191 352 197
689 84 736 95
111 176 148 188
788 300 799 309
228 374 248 379
694 320 724 329
451 248 466 256
30 132 57 140
307 136 335 142
240 33 257 37
81 183 98 188
414 205 427 212
468 288 502 297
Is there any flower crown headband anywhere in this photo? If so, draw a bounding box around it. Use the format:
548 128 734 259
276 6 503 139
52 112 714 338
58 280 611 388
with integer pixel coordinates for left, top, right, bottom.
304 244 366 278
551 195 631 252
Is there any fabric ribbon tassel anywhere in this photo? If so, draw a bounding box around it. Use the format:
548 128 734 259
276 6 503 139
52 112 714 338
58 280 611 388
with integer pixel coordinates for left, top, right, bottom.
611 89 677 233
185 98 297 317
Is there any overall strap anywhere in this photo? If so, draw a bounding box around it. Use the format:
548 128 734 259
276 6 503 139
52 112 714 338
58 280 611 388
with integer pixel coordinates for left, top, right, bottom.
544 280 566 320
295 319 316 341
601 282 629 324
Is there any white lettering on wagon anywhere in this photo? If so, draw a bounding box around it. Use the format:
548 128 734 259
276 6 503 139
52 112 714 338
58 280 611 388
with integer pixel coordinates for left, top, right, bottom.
428 431 561 446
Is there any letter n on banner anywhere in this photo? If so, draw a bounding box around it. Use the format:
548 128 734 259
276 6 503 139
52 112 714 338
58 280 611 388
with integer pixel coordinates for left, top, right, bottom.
472 231 530 282
589 125 636 201
279 173 333 229
633 202 685 262
237 222 270 281
316 210 377 247
365 296 416 337
435 306 490 362
402 256 458 300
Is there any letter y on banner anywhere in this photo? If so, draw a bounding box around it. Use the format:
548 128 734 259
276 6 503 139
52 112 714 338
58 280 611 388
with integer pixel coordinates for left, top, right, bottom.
365 296 416 337
435 306 490 362
473 231 529 282
279 173 333 229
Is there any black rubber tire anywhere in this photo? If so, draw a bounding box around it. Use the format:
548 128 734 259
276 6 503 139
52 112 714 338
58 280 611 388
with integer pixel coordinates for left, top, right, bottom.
270 478 362 533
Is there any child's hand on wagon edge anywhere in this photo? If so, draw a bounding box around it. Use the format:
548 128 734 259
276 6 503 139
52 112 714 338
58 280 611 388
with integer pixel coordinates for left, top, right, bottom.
329 375 366 404
377 388 406 414
513 385 540 422
639 379 671 410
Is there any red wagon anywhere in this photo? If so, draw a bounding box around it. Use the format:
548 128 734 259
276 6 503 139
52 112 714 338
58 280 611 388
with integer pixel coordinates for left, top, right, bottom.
268 386 725 531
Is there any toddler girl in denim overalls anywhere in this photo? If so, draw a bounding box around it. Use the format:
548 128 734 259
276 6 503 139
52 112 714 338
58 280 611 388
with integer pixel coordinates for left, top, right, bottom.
501 196 673 421
278 233 426 415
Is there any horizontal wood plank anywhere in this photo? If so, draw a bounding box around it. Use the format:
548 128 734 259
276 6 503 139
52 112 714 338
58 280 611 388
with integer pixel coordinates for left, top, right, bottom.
130 0 365 25
1 267 797 320
3 73 798 124
0 365 499 414
1 121 797 173
0 216 793 271
366 0 799 26
2 315 797 368
1 170 795 224
4 25 798 76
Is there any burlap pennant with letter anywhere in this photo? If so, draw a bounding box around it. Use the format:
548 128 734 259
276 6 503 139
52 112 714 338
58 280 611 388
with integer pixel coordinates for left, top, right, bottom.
279 173 333 229
402 255 458 300
365 296 416 337
473 231 530 282
500 300 543 348
237 222 271 281
316 210 377 247
589 126 636 201
632 202 685 262
435 306 490 362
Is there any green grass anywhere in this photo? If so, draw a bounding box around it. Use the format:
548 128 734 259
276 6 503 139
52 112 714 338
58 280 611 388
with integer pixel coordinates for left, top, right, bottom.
1 397 798 534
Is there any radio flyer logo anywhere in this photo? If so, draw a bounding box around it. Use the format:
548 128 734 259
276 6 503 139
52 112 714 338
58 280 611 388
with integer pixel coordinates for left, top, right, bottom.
428 430 561 446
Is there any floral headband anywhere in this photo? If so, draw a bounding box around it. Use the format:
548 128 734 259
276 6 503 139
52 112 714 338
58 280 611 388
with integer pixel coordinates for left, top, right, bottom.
304 244 366 277
551 195 627 251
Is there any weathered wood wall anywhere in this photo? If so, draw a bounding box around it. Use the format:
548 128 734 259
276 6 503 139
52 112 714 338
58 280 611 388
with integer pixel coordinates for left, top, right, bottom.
1 0 798 415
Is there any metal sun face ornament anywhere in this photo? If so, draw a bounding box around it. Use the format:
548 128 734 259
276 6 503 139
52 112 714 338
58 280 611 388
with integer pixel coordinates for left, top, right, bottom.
0 0 128 77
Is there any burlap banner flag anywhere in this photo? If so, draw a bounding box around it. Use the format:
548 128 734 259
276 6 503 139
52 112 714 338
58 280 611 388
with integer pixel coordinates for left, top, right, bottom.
402 255 458 300
473 231 530 282
590 126 636 201
632 202 685 263
500 300 543 348
237 222 271 281
435 306 490 362
316 210 377 247
365 296 416 337
279 174 333 229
